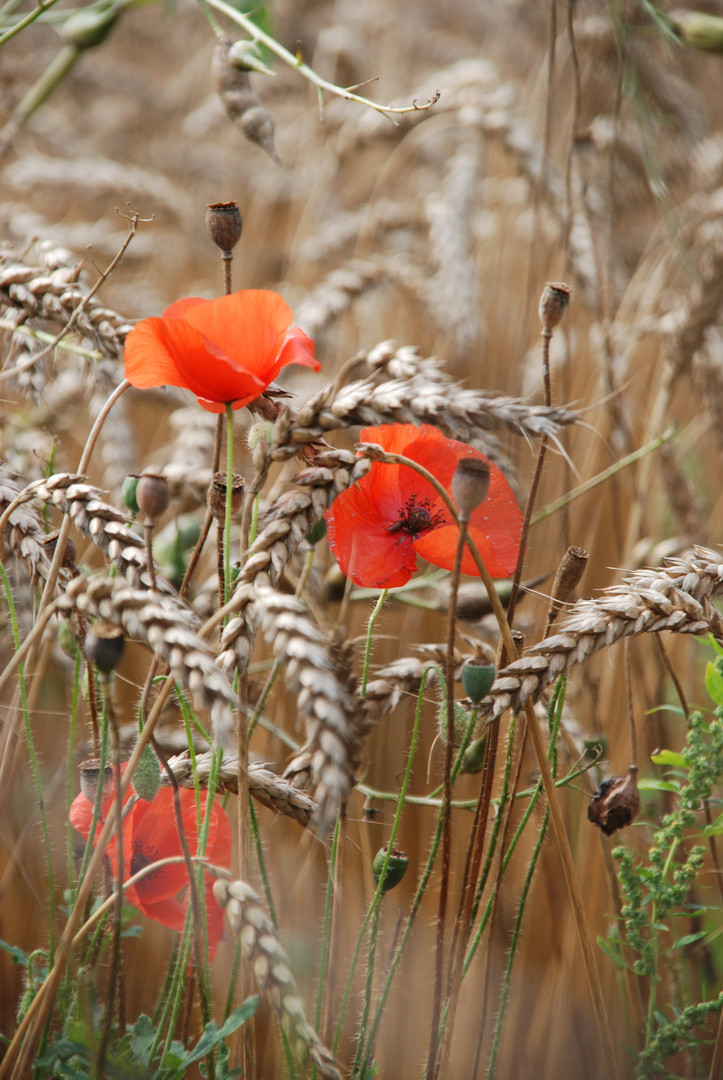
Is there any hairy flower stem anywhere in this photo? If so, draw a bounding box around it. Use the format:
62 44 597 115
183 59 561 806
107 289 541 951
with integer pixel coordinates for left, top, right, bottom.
427 525 466 1080
506 328 552 629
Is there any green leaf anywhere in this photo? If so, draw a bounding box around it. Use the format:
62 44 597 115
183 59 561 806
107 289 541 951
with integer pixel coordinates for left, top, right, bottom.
184 999 259 1066
651 749 689 768
129 1014 155 1066
706 660 723 705
638 778 681 793
596 935 634 971
704 813 723 836
672 931 707 949
0 939 28 966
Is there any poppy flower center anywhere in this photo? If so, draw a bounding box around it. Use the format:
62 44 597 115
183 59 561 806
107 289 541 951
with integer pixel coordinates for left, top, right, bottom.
130 836 162 882
388 497 444 537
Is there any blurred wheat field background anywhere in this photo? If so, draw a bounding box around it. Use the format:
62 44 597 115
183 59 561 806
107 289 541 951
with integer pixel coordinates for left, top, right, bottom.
4 1 723 1078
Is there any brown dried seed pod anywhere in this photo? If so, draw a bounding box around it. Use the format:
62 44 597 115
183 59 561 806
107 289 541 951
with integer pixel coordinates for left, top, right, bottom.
41 529 77 570
78 757 114 803
212 37 280 163
547 545 589 628
538 281 572 332
85 620 125 672
207 472 245 522
587 768 640 836
206 201 243 253
136 473 170 521
451 457 490 521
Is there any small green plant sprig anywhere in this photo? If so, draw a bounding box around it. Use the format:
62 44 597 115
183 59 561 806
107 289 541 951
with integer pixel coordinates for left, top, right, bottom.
607 649 723 1077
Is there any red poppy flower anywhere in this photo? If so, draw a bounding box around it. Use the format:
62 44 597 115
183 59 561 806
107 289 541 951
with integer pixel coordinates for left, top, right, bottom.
324 424 523 588
70 781 232 957
124 290 319 413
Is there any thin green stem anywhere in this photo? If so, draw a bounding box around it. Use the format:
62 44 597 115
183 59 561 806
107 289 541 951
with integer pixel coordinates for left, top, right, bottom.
361 589 388 696
316 818 340 1034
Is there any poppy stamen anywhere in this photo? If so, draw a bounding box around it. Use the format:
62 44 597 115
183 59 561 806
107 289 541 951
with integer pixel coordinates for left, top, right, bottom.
388 496 444 537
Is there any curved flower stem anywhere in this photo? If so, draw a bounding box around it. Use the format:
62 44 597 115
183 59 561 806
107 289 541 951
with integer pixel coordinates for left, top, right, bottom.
317 817 340 1040
361 589 388 696
224 403 234 608
181 417 223 599
203 0 440 121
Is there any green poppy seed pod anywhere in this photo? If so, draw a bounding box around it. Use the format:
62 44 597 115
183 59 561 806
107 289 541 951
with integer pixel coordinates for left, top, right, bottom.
122 474 140 514
206 201 243 254
437 700 472 748
306 517 327 546
672 9 723 51
131 744 162 802
461 734 488 774
79 757 114 803
61 1 118 49
372 846 409 893
246 421 276 451
538 282 572 332
136 473 170 522
462 661 495 704
208 471 245 523
85 621 125 673
451 458 490 522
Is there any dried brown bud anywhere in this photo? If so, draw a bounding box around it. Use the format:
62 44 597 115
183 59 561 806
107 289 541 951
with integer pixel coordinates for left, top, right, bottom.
42 530 77 570
587 768 640 836
78 757 114 803
547 546 589 627
206 201 243 254
85 620 125 672
207 471 245 522
451 457 490 522
538 281 572 332
136 473 170 522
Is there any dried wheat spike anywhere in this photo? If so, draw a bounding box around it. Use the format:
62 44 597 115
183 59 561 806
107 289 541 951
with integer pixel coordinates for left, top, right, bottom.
217 449 368 673
1 468 58 584
479 546 723 722
162 750 315 828
294 260 385 340
251 586 368 833
0 251 133 360
26 472 189 605
57 576 237 743
273 341 578 448
213 877 342 1080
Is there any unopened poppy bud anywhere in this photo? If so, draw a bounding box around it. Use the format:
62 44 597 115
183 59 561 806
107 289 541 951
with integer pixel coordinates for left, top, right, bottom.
136 474 170 521
122 474 140 514
538 281 572 332
246 421 275 451
372 845 409 893
85 621 125 673
462 660 495 704
207 471 245 522
437 700 472 748
451 458 490 522
587 768 640 835
131 744 161 802
79 757 114 803
206 201 243 254
42 530 76 570
61 1 118 49
461 734 488 774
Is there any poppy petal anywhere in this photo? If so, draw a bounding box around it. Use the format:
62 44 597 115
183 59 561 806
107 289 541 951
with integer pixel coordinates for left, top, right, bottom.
133 894 188 933
326 478 418 588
